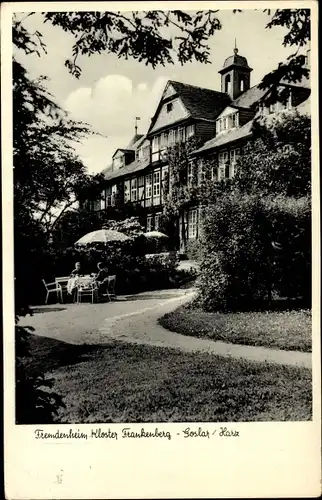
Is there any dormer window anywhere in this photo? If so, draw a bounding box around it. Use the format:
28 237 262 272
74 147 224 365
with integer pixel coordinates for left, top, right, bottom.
216 111 239 134
113 154 124 170
166 102 173 113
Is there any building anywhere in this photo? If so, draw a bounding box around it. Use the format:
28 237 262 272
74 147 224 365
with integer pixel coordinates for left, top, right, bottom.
91 46 311 251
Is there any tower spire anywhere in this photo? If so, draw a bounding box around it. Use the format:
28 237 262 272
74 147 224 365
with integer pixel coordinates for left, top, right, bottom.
234 38 238 55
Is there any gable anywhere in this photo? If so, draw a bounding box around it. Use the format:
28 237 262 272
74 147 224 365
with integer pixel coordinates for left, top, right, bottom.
216 106 239 120
163 83 177 99
149 97 189 134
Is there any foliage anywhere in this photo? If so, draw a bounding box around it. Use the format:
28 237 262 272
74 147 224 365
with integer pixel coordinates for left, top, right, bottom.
233 112 311 197
102 216 145 236
13 59 105 235
259 9 310 104
42 10 222 77
162 137 204 248
263 195 311 301
195 192 310 311
15 9 310 99
15 292 65 424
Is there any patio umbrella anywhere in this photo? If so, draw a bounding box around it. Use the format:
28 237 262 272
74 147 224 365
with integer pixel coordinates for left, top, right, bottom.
75 229 130 246
143 231 169 239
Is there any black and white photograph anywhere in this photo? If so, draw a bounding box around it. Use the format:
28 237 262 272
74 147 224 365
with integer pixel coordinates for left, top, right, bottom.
2 2 320 497
12 5 314 424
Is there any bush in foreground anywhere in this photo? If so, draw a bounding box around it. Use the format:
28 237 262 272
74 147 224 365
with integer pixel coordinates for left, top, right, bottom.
196 193 311 311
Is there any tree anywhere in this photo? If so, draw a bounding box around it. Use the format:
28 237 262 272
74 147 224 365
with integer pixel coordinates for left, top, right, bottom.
13 59 106 235
14 9 310 94
233 111 311 197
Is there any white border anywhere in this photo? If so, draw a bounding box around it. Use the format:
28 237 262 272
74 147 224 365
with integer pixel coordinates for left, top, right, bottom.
2 2 321 498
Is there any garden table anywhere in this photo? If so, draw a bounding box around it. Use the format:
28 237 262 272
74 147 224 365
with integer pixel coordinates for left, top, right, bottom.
67 275 94 295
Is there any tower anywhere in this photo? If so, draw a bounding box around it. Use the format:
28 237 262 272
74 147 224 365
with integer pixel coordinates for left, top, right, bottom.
218 43 253 100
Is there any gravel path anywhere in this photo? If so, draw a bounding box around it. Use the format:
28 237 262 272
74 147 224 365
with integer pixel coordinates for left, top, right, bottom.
22 288 311 368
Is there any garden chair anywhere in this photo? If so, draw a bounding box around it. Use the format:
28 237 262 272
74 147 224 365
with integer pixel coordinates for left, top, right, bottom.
55 276 70 301
42 279 63 304
102 275 117 302
77 280 99 304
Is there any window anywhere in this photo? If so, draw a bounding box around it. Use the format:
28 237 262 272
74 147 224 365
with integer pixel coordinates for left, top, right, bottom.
145 174 152 207
155 213 161 231
124 180 130 203
186 124 195 138
113 154 124 170
106 186 112 207
231 112 239 128
198 159 206 184
152 136 159 153
168 129 175 145
111 184 117 206
211 164 217 181
188 209 198 239
131 178 137 202
187 161 194 187
217 112 239 134
230 149 240 178
152 136 160 162
166 102 173 113
91 199 101 212
178 127 185 143
138 176 145 206
143 145 150 159
146 215 153 232
225 74 231 94
240 77 245 92
100 190 106 210
160 133 167 148
153 170 161 205
161 165 169 201
218 151 229 181
269 102 278 114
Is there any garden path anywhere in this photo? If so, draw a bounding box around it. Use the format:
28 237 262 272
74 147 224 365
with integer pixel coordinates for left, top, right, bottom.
23 288 312 369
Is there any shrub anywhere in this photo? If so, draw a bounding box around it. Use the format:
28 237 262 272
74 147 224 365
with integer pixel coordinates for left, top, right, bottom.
196 193 311 311
185 239 202 261
15 288 65 423
263 195 311 302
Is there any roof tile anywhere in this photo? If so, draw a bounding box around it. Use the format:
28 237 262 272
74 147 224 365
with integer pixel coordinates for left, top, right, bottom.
193 120 253 155
103 157 150 182
168 81 231 121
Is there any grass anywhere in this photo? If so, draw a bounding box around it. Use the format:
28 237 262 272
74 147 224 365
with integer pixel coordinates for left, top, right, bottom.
24 333 312 423
159 306 312 353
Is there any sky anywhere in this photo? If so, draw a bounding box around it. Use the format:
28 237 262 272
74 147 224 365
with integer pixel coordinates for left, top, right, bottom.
14 9 298 174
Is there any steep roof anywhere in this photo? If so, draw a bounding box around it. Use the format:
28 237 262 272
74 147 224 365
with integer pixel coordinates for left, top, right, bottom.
232 84 268 109
103 156 150 182
169 80 231 121
125 134 144 150
219 51 252 74
112 148 133 158
281 74 311 89
192 120 253 156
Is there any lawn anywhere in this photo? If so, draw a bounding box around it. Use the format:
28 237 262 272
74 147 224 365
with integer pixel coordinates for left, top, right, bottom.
159 306 312 353
22 333 312 423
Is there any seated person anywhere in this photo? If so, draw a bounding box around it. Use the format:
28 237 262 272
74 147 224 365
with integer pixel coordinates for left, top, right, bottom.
70 261 82 277
95 262 109 293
